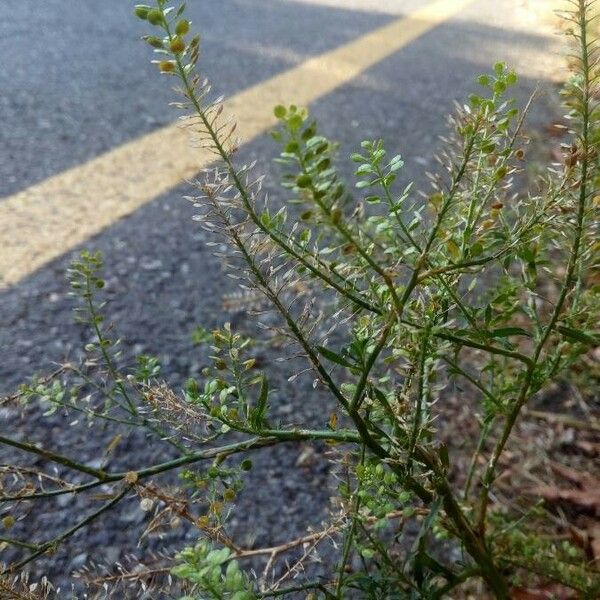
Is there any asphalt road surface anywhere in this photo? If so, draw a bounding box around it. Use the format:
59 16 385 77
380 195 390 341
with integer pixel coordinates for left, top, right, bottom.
0 0 566 593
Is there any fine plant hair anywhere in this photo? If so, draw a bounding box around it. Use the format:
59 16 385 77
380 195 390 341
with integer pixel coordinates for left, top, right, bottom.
1 0 600 598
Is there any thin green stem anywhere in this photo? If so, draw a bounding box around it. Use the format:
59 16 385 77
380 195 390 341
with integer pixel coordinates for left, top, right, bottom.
0 433 108 480
84 277 136 415
407 321 433 466
349 319 394 413
0 430 360 503
433 329 533 366
169 39 379 316
335 445 366 597
295 143 404 316
9 488 127 571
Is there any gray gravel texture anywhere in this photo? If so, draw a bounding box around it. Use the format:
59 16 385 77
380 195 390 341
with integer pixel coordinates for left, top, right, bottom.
0 0 565 594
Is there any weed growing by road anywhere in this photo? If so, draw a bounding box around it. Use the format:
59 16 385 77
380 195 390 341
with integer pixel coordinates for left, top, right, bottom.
1 0 599 598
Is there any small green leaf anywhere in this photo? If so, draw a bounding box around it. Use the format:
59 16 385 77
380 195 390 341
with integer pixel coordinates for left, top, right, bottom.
288 113 303 132
490 327 532 338
558 326 599 345
355 164 372 176
494 61 506 75
360 547 375 559
389 158 404 171
250 375 269 429
317 345 354 368
493 80 507 94
470 241 484 257
206 547 230 565
438 444 450 469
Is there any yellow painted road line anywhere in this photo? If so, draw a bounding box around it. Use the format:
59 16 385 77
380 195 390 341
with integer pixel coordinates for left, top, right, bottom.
0 0 476 288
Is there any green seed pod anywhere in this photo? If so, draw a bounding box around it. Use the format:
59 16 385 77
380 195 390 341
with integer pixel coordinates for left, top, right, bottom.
2 515 15 530
241 459 253 471
296 174 312 188
159 60 176 73
223 488 236 502
494 165 508 181
147 8 163 26
175 19 190 36
197 515 210 528
134 5 151 19
145 36 164 49
273 105 286 118
169 36 186 54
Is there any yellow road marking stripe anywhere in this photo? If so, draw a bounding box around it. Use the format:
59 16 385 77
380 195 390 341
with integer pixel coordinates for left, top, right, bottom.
0 0 476 288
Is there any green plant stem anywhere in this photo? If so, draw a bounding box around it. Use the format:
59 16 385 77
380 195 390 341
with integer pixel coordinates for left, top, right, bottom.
0 537 38 551
431 567 482 599
335 445 366 597
0 433 109 480
407 320 432 465
408 444 509 598
349 319 394 413
464 415 495 500
84 276 189 453
222 214 351 411
9 488 127 572
259 582 334 598
433 329 533 366
376 164 422 251
84 276 136 415
297 151 405 316
0 430 360 502
173 58 378 317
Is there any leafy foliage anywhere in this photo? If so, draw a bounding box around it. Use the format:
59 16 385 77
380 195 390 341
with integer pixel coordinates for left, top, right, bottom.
1 0 599 598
